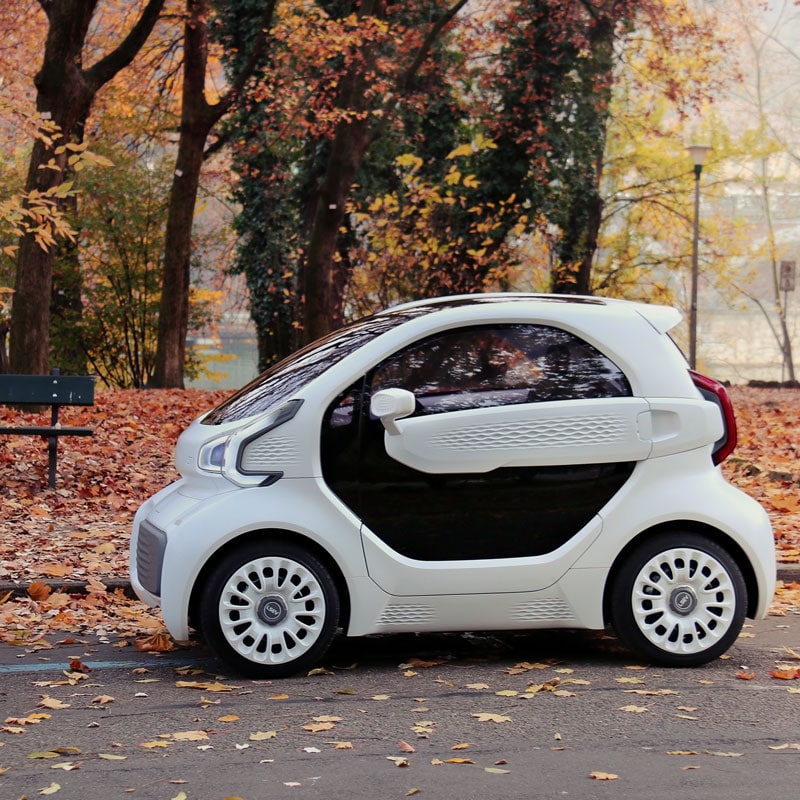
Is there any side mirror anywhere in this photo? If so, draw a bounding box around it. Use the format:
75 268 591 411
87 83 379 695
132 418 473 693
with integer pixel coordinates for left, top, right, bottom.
370 388 416 435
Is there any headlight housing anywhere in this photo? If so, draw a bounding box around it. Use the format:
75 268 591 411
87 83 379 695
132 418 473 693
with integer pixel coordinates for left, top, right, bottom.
198 399 304 486
198 436 228 473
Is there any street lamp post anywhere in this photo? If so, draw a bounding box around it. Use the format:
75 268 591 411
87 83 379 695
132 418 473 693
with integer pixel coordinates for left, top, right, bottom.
687 144 711 370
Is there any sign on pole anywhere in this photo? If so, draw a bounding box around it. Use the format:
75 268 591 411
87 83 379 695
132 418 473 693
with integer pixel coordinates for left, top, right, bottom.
780 260 796 292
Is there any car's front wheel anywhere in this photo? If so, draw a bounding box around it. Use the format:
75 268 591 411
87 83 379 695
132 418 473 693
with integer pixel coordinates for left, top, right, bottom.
198 540 340 678
609 533 747 667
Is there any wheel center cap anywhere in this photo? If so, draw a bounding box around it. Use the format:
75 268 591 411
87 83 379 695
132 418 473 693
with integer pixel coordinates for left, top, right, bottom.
670 587 697 616
257 595 287 625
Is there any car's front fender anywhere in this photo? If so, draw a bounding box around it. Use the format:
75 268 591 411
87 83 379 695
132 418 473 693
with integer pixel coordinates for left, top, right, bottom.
133 477 365 641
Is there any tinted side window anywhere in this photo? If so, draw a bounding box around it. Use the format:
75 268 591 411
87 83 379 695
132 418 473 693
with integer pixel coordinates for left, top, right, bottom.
370 324 630 414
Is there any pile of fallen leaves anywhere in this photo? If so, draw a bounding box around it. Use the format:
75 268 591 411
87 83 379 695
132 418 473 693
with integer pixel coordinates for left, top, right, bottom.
0 389 227 645
0 385 797 645
723 386 800 564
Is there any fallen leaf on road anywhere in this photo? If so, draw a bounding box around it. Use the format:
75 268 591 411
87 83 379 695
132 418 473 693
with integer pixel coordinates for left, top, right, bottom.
38 697 70 710
304 722 336 733
506 661 549 674
770 666 799 680
163 731 209 742
472 713 511 723
135 633 174 652
590 772 619 780
403 657 447 668
307 667 334 676
175 681 238 692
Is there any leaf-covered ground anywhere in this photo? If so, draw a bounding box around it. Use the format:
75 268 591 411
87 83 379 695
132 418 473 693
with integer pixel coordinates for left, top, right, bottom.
0 386 797 645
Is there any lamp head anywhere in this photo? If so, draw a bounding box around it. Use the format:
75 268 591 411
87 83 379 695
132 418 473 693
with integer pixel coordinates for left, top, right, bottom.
687 144 712 176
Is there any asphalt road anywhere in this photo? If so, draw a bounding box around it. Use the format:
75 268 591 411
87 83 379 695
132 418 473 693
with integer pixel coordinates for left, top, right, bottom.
1 610 799 800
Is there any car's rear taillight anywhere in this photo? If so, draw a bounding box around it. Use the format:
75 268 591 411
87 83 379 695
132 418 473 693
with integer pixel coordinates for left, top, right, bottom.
689 370 738 465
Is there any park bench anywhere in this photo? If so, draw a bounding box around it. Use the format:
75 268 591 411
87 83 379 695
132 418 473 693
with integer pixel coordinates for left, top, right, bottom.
0 370 95 488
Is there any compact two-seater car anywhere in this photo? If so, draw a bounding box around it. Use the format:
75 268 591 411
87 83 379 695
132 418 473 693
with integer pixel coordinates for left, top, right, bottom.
130 294 775 677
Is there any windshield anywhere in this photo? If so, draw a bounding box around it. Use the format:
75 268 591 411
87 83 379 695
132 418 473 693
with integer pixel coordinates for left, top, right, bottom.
202 306 434 425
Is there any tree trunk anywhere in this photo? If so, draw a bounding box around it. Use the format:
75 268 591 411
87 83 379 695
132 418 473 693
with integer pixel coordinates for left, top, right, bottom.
150 127 207 387
11 58 94 375
551 181 604 296
9 0 165 375
150 0 276 387
550 11 615 297
303 107 372 344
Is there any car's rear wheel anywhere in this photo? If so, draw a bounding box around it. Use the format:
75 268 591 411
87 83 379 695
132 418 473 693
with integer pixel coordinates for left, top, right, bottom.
198 540 340 678
610 533 747 666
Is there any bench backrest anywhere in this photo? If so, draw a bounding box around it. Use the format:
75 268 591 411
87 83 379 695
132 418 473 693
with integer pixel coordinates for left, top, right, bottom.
0 375 95 406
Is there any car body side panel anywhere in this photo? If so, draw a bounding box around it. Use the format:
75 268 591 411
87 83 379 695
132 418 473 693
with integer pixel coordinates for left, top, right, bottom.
345 578 604 637
359 515 604 597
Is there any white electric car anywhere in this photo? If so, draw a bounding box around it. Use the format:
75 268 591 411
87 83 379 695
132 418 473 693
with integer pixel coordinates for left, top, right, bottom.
130 294 775 677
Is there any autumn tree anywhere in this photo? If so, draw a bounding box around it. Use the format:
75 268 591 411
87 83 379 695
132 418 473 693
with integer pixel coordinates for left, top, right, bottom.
8 0 166 376
214 0 304 371
296 0 469 343
149 0 277 388
454 0 634 295
217 0 465 368
74 144 222 388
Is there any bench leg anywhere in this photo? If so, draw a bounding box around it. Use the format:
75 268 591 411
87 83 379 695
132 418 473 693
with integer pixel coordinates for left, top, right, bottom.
47 435 57 489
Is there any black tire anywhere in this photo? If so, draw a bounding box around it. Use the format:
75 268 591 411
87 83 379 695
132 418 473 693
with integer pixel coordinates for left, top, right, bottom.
609 532 747 667
198 539 340 679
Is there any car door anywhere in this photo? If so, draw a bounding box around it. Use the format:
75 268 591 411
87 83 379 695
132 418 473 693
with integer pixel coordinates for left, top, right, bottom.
322 323 648 596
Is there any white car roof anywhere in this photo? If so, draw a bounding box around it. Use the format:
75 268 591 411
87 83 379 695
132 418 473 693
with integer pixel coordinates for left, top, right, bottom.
383 293 682 334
